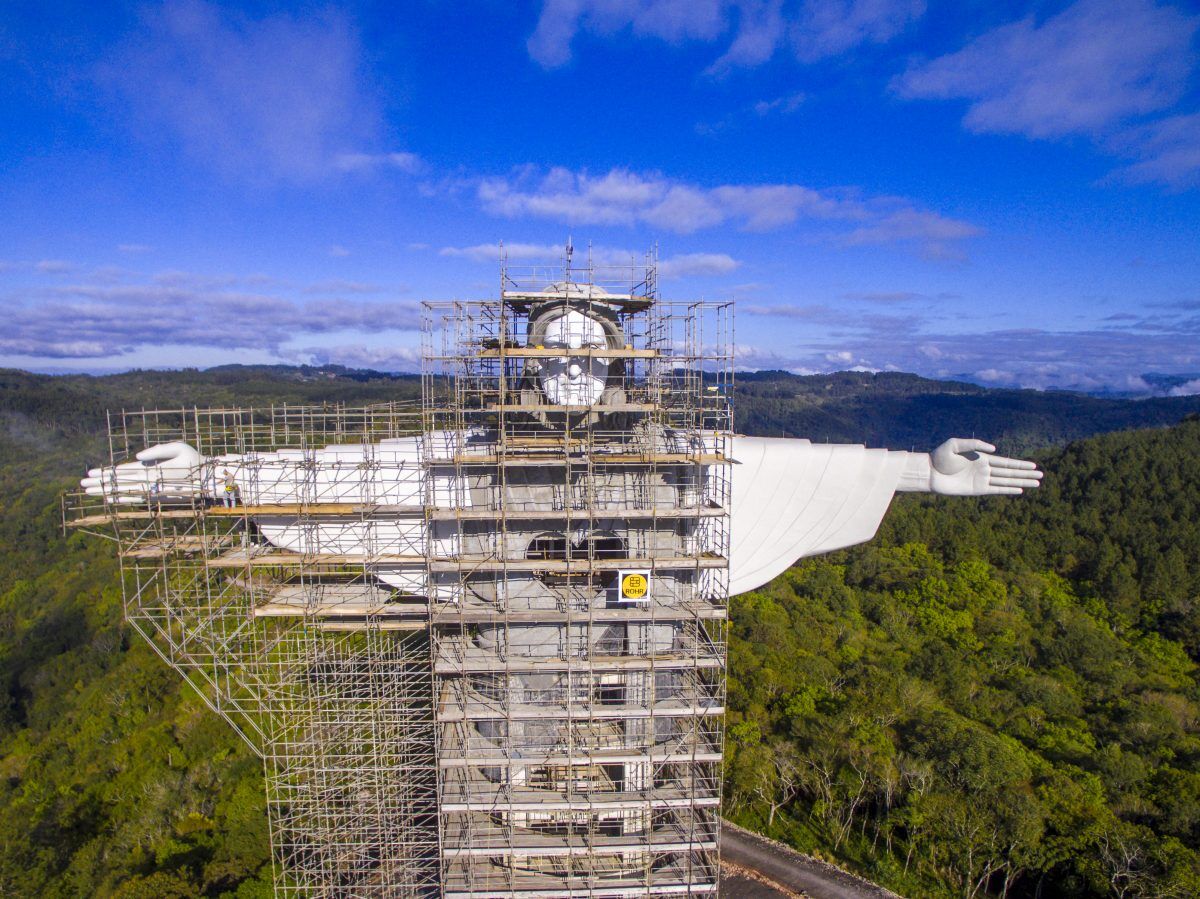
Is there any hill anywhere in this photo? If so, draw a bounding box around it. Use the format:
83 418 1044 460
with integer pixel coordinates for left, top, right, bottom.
4 365 1200 461
727 419 1200 897
0 366 1198 896
735 370 1200 452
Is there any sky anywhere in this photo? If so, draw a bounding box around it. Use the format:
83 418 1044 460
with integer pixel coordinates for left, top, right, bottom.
1 0 1199 394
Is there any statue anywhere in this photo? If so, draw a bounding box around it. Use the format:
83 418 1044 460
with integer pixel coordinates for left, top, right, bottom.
80 304 1041 593
76 278 1041 894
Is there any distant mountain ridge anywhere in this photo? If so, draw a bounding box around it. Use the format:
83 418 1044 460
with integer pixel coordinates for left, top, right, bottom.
733 369 1200 452
3 366 1199 461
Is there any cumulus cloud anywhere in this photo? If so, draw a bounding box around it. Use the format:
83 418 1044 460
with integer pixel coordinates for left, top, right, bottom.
1168 378 1200 396
439 242 739 278
787 0 925 64
893 0 1197 140
753 91 807 117
734 293 1200 392
295 344 423 372
102 0 384 180
657 252 739 277
893 0 1200 189
475 167 978 256
0 275 420 359
302 280 384 295
333 152 424 174
528 0 926 69
440 242 564 263
1109 111 1200 189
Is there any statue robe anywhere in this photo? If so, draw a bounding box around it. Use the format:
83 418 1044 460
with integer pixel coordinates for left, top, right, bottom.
239 434 913 597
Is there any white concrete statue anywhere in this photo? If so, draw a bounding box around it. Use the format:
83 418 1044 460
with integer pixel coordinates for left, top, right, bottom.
80 306 1041 596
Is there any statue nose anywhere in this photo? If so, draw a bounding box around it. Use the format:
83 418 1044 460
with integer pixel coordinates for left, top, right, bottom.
568 362 582 378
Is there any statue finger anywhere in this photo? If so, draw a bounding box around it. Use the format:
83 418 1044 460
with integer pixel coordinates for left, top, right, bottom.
989 475 1040 488
985 485 1024 495
989 456 1039 471
136 443 187 463
956 438 996 455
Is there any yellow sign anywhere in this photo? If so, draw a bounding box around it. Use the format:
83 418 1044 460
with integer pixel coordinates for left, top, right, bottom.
619 571 649 600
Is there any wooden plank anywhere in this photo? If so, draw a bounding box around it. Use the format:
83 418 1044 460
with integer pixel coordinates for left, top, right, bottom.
477 347 659 359
68 508 201 528
120 535 234 559
426 453 728 466
429 605 727 623
207 549 724 571
206 550 426 568
317 620 429 632
427 506 725 520
207 503 424 517
485 403 658 413
70 502 425 527
429 556 726 573
256 602 427 619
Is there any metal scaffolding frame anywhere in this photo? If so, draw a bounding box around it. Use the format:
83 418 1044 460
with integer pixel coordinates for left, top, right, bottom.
64 247 734 897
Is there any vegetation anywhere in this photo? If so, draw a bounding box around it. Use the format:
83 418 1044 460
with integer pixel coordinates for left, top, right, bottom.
735 370 1200 453
0 364 1198 896
726 420 1200 897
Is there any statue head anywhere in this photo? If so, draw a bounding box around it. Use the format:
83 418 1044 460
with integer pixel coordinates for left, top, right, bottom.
537 309 610 405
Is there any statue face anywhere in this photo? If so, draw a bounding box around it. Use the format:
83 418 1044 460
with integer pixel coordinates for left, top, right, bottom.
538 310 610 406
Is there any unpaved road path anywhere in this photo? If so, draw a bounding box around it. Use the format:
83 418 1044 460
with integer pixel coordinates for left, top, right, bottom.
719 822 903 899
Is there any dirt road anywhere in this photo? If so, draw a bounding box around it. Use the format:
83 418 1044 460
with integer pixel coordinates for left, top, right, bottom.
719 822 903 899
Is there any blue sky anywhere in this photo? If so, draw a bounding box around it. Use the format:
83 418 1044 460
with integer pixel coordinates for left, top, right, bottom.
2 0 1199 393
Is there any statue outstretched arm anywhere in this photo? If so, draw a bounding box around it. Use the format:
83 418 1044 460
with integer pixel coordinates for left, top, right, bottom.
728 436 1041 594
80 437 428 508
896 438 1043 495
81 442 216 503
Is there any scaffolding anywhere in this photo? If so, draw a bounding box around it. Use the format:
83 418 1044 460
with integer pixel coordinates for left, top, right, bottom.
64 248 734 897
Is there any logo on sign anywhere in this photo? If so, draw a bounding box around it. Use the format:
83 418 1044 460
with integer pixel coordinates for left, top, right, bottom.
618 570 650 601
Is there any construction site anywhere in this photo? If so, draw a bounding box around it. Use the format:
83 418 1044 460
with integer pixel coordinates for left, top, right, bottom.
66 251 735 897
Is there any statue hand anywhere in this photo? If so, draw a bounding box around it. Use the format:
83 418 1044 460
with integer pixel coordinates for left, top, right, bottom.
929 438 1042 496
81 442 205 503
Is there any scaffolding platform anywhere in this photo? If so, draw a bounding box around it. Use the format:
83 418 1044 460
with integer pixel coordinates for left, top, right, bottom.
65 247 734 897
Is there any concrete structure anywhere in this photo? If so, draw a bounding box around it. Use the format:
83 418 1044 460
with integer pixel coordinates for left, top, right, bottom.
67 248 1040 897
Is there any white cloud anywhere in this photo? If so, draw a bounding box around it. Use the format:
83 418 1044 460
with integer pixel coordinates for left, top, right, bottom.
894 0 1198 140
1109 112 1200 189
1168 377 1200 396
117 244 153 254
302 280 384 295
529 0 926 69
0 275 421 359
329 245 351 258
103 0 382 180
842 206 981 259
753 91 807 116
36 260 74 274
296 344 423 372
657 252 739 277
440 242 562 263
788 0 925 64
475 167 979 256
975 367 1016 383
440 242 739 278
333 151 424 174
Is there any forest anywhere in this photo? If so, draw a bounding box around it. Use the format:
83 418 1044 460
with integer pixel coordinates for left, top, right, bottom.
0 365 1198 897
